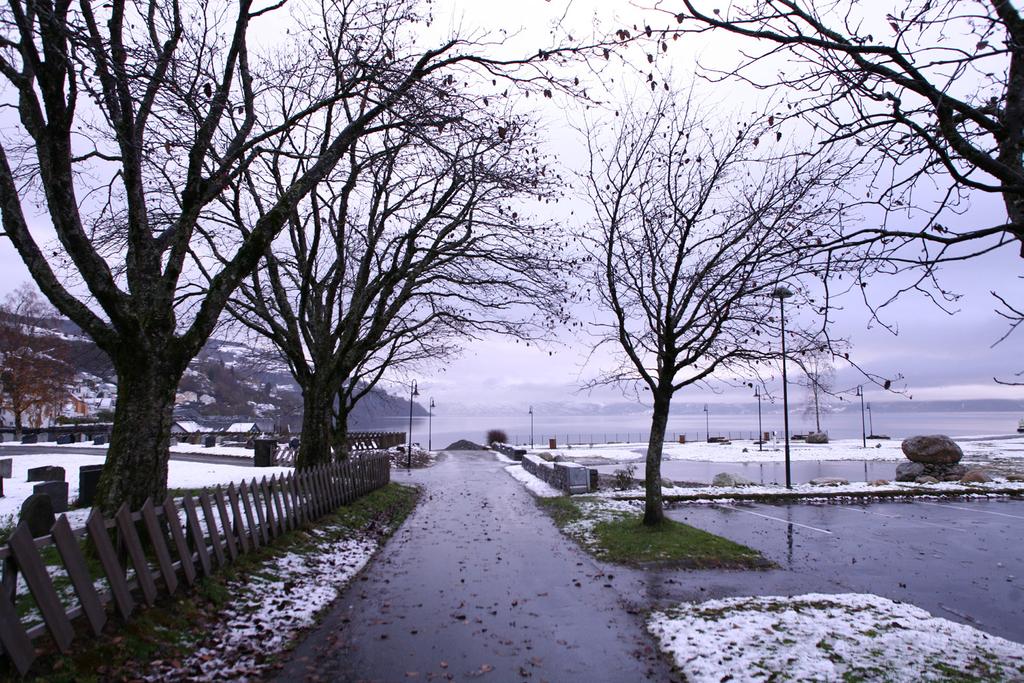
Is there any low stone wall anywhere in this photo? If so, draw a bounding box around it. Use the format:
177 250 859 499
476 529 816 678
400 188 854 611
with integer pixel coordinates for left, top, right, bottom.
521 454 598 494
492 442 526 461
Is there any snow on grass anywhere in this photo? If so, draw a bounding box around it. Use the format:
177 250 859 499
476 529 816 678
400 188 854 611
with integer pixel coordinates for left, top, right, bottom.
597 479 1024 502
0 451 291 522
648 593 1024 682
535 435 1024 465
503 464 562 497
156 527 377 681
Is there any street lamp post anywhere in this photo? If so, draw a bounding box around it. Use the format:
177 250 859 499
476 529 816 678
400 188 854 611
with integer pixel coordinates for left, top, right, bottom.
772 286 794 489
867 402 873 438
754 386 763 452
528 406 534 447
703 404 710 442
856 386 866 448
407 380 419 469
428 397 435 451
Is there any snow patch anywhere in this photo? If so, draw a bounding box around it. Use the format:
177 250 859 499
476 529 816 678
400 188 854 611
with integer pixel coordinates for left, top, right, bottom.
503 464 561 497
648 593 1024 682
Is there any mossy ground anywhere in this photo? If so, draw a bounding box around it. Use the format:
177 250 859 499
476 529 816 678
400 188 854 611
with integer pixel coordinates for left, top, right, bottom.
2 482 419 681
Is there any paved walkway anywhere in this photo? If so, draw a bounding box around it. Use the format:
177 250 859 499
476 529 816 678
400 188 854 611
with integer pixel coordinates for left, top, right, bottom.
275 450 676 682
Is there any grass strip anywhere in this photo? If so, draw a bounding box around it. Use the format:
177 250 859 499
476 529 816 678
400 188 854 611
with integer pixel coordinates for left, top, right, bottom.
538 496 769 569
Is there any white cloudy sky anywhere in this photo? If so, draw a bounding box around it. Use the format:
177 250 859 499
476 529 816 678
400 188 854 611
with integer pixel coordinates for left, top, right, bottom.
0 0 1020 409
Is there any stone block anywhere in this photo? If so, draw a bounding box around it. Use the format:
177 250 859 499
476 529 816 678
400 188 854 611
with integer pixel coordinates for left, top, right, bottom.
254 439 277 467
20 434 38 444
27 465 66 482
19 493 55 537
56 434 73 445
204 434 217 448
78 465 103 507
0 458 11 478
33 480 69 513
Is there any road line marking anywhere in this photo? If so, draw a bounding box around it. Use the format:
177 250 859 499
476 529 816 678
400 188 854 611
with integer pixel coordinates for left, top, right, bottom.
713 504 833 535
820 505 900 519
915 501 1024 521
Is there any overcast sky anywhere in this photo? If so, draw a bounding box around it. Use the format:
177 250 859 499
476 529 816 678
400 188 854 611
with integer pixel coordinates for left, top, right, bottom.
0 0 1020 410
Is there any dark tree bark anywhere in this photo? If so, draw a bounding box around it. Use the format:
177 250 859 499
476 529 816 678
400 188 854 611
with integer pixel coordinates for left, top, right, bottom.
643 392 671 525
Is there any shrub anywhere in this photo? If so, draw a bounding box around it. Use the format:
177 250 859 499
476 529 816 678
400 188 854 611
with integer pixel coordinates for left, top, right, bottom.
486 429 508 445
612 462 637 491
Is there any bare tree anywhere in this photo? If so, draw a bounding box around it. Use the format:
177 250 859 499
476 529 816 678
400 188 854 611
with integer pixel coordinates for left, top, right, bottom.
222 87 568 467
794 349 835 434
673 0 1024 377
0 284 72 438
582 95 845 525
0 0 599 509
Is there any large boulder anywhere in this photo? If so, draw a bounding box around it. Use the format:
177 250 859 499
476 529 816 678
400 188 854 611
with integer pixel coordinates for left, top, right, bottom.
711 472 756 487
805 432 829 444
901 435 962 464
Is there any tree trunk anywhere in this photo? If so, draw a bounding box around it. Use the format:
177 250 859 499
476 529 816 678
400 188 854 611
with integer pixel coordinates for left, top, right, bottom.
297 385 333 469
643 393 671 526
331 404 351 462
13 410 22 440
814 387 821 433
95 357 182 513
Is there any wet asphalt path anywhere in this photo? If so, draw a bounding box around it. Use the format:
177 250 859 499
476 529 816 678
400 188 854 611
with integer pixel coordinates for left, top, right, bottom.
275 450 676 682
656 499 1024 641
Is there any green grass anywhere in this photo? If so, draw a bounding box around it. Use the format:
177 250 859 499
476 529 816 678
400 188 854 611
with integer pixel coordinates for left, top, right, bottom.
590 516 769 568
539 496 768 569
4 483 420 681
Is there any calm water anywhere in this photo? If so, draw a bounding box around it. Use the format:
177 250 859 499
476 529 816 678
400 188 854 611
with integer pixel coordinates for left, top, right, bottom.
361 410 1022 450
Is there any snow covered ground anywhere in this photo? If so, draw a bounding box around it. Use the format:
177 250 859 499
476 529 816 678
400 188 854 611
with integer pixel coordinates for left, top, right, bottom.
604 479 1024 501
7 440 257 458
0 451 291 525
503 464 562 497
148 527 377 681
648 593 1024 682
531 435 1024 464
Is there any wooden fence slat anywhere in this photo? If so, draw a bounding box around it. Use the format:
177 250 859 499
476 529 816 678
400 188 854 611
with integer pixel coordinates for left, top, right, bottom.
115 504 157 607
198 492 226 568
214 487 238 561
317 466 329 516
226 484 250 554
7 524 75 653
260 477 277 538
270 476 287 533
86 508 134 621
182 495 212 577
249 479 269 545
163 497 196 586
0 587 35 675
140 499 178 595
240 481 263 548
280 474 295 530
51 515 106 636
328 463 339 508
294 471 309 525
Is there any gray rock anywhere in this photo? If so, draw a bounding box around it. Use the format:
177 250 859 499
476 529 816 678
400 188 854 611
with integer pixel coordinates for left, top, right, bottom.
19 493 55 537
868 479 890 486
711 472 755 487
960 469 992 484
915 475 940 484
809 477 848 486
20 434 38 444
552 455 568 462
27 465 66 482
92 434 107 445
1007 473 1024 482
536 452 554 462
33 481 69 512
805 432 829 444
895 461 926 482
901 435 963 464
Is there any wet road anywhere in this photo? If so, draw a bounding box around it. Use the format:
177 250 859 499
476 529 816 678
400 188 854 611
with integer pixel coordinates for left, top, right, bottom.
656 499 1024 641
275 450 676 682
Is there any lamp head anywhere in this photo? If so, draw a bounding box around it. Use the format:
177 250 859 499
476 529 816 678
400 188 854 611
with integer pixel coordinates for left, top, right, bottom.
771 285 794 300
412 379 419 397
855 385 863 397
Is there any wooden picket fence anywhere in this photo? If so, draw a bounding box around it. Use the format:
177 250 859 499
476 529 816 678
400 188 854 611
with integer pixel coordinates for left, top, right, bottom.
0 452 390 675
